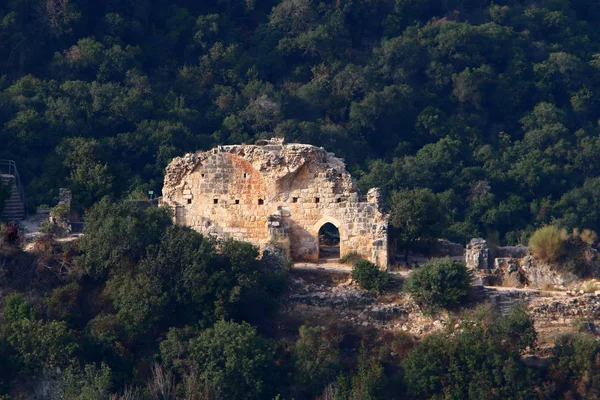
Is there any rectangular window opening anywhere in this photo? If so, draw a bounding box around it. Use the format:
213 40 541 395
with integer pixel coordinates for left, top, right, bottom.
235 199 240 205
187 199 192 204
292 197 298 203
213 199 219 204
315 197 320 204
258 199 264 205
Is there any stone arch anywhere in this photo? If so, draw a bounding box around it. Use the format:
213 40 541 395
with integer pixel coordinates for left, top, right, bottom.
312 216 347 260
311 216 345 237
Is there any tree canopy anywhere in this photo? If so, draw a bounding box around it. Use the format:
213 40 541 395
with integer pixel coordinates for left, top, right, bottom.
2 0 600 244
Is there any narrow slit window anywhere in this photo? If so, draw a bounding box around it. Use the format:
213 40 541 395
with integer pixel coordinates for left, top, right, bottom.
213 199 219 204
292 197 298 203
258 199 264 205
201 173 205 178
243 173 247 178
315 197 320 203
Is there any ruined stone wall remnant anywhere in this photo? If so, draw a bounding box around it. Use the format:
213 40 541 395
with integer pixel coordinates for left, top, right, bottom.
465 238 492 270
162 138 389 266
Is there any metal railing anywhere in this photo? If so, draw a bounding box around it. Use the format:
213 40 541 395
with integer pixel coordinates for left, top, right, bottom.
0 160 26 214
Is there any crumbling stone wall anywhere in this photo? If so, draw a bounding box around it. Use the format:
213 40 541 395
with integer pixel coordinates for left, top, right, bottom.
162 139 389 266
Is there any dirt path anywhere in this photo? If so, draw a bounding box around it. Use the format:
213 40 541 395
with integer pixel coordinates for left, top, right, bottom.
293 261 411 279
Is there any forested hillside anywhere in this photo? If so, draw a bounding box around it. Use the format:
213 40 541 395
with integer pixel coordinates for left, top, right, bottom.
2 0 600 244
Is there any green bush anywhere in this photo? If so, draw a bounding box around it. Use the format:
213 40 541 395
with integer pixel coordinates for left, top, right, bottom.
404 258 472 309
528 225 567 262
352 260 390 293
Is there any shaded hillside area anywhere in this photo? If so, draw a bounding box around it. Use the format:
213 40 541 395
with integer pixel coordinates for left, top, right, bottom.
4 203 600 399
3 0 600 243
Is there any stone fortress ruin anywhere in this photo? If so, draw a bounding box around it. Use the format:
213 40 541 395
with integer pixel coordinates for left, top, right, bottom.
161 138 389 267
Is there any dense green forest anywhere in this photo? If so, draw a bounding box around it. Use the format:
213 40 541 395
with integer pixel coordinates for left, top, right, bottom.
3 0 600 244
5 1 600 397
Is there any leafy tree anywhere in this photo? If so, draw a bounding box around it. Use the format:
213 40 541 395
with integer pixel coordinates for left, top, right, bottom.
404 258 472 309
80 198 172 279
138 227 274 326
389 188 448 260
7 317 77 370
56 138 115 209
105 272 168 337
160 320 277 400
61 363 114 400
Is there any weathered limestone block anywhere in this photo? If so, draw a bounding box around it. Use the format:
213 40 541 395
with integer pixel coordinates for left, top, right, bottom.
162 138 389 267
465 238 492 270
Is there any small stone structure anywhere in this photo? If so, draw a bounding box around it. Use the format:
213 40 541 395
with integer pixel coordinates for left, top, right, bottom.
161 138 389 266
465 238 492 270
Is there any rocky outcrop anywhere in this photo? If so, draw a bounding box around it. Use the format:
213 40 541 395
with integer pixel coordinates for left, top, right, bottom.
520 255 579 289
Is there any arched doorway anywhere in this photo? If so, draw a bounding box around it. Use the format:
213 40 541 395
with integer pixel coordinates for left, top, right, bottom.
318 222 340 259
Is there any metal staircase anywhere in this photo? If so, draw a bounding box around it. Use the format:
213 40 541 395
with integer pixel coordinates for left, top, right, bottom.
0 160 26 222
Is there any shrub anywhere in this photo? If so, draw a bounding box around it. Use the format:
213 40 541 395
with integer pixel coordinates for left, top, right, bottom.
352 260 390 293
404 258 472 309
528 225 566 262
339 251 364 265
